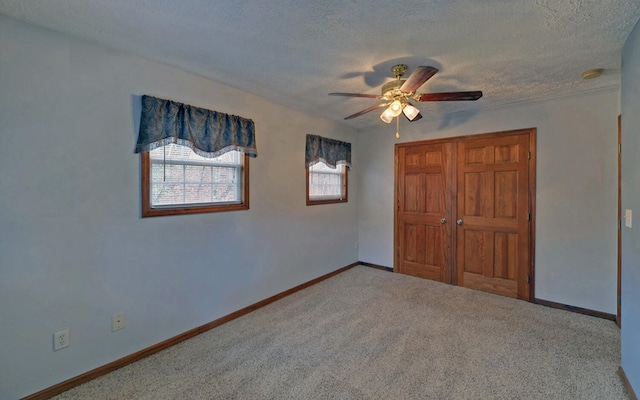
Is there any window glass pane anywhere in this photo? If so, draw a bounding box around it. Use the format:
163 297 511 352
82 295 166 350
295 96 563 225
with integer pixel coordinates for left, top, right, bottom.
149 144 242 207
213 167 238 184
152 183 184 206
184 165 212 182
184 184 212 203
151 164 183 183
309 163 344 200
213 183 237 202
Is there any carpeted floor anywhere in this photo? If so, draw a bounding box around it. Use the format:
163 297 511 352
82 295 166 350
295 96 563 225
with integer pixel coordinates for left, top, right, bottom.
53 266 628 399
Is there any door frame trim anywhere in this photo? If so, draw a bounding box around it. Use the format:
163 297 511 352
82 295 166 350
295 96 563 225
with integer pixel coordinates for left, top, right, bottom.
394 127 537 302
617 114 622 328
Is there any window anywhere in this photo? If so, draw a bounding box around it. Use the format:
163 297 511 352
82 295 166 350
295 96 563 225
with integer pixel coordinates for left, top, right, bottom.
306 162 348 205
142 144 249 217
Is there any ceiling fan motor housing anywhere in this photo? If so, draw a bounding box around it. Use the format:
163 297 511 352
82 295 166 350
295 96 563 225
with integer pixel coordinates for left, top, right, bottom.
381 79 407 99
383 64 411 99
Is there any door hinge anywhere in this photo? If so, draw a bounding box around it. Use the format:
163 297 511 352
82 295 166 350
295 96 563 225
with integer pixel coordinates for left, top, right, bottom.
527 275 531 284
619 144 622 154
528 151 531 160
619 219 622 230
528 213 531 221
618 295 622 306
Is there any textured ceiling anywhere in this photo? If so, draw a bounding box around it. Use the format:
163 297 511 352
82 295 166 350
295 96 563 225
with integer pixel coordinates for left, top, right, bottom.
1 0 639 130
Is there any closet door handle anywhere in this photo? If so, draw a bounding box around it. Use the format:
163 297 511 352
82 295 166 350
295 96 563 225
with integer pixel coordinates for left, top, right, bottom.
456 219 464 226
441 218 447 224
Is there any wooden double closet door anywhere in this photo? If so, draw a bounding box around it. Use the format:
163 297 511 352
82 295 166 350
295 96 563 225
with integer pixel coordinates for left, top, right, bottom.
395 128 536 301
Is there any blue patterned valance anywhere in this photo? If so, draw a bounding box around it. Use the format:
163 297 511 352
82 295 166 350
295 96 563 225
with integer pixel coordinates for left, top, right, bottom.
135 95 257 158
305 134 351 169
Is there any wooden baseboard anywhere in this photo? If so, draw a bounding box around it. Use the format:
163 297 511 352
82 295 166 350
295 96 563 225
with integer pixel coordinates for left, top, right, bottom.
23 262 359 400
619 366 638 400
358 261 393 272
533 298 616 321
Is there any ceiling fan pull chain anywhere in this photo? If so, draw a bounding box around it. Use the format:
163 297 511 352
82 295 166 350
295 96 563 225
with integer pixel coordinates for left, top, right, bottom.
395 116 400 139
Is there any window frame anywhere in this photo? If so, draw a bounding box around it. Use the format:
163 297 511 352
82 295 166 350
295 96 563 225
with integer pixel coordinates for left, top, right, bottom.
306 163 348 206
141 149 250 217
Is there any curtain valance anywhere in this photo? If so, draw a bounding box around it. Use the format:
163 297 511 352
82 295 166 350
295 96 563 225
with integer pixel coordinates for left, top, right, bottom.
135 95 257 158
305 134 351 169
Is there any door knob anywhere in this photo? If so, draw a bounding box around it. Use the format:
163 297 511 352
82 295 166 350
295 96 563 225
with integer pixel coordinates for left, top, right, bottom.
456 219 464 225
441 218 447 224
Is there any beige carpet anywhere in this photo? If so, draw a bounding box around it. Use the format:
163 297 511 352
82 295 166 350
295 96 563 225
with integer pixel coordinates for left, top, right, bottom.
53 266 628 399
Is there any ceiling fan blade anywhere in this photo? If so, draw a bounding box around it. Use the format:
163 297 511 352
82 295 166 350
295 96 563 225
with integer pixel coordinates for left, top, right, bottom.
414 91 483 102
344 103 389 120
400 66 439 93
329 92 384 99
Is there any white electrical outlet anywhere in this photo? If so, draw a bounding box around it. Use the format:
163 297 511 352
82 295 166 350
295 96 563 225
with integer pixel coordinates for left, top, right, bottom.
112 312 126 331
53 329 70 351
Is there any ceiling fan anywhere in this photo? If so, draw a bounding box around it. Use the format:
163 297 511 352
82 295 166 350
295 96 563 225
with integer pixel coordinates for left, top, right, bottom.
329 64 483 138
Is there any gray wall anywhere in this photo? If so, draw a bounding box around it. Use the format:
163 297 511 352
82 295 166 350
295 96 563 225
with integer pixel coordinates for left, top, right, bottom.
621 17 640 395
0 16 359 399
357 90 619 314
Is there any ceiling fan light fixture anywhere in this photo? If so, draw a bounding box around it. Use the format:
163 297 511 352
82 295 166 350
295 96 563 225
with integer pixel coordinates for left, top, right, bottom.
380 108 395 123
380 100 404 122
403 103 420 121
389 100 403 116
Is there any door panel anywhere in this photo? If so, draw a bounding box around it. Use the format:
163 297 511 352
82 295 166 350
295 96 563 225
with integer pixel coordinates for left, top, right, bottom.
495 171 517 218
456 134 530 300
462 229 486 274
396 143 453 283
404 174 425 213
494 232 518 280
462 273 518 298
